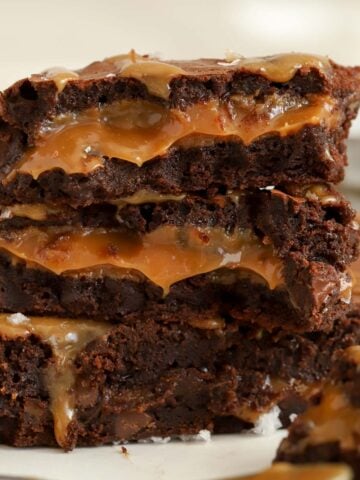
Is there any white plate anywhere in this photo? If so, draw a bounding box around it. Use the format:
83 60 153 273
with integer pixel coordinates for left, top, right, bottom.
0 432 286 480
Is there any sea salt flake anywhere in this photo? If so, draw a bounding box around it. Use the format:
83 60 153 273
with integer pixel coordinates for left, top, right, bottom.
263 375 271 388
251 406 282 435
0 208 12 219
65 332 78 343
179 429 211 442
289 413 298 423
7 313 29 325
139 436 171 444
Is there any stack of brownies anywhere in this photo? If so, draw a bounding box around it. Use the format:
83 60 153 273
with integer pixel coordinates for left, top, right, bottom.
0 52 360 450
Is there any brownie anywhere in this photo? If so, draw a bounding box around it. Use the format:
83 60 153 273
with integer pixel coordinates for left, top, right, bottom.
0 308 358 450
0 53 359 207
276 343 360 479
0 186 356 332
0 51 358 453
0 185 357 270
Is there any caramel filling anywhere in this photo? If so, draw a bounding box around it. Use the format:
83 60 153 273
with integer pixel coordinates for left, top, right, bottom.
0 226 283 294
344 344 360 364
299 380 360 450
217 52 331 81
234 463 352 480
0 203 58 221
0 191 185 222
8 93 337 178
0 313 109 448
45 67 80 93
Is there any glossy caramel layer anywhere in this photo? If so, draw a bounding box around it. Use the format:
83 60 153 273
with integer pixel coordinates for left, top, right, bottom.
0 226 283 294
44 52 331 99
297 347 360 451
7 93 338 178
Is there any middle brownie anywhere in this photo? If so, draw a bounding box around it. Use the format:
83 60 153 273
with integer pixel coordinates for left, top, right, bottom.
0 183 356 333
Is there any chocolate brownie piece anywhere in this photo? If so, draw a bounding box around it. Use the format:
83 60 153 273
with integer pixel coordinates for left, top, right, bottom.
0 253 351 332
0 53 359 207
0 185 355 332
0 309 358 450
276 344 360 479
0 184 357 269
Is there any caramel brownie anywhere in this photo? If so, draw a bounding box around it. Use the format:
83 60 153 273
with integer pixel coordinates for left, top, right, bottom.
0 309 358 450
0 185 356 332
0 53 359 207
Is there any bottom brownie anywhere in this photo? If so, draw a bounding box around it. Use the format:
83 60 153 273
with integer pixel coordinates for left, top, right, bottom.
0 309 359 450
276 343 360 479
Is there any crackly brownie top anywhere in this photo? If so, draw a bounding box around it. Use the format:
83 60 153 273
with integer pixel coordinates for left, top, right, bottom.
0 51 359 201
2 51 360 133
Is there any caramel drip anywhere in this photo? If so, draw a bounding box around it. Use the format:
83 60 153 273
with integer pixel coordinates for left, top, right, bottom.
45 67 80 92
0 192 184 222
110 53 185 98
0 313 109 448
0 226 283 294
299 384 360 450
8 93 337 177
343 345 360 364
114 189 186 206
43 53 331 99
0 203 58 221
219 53 331 82
232 463 352 480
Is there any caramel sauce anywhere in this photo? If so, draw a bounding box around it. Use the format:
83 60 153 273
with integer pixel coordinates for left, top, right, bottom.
114 189 186 206
0 203 58 221
188 318 225 330
0 226 282 294
0 313 109 448
218 53 331 83
110 53 185 98
232 463 352 480
0 192 185 222
343 344 360 364
299 383 360 450
8 93 337 177
45 52 331 98
303 184 339 205
45 67 80 92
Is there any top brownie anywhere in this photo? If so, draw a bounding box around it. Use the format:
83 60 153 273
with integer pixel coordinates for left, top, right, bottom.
0 52 360 207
